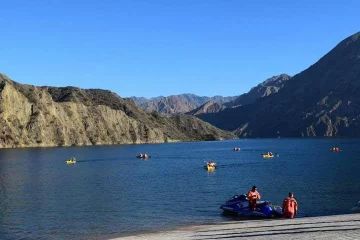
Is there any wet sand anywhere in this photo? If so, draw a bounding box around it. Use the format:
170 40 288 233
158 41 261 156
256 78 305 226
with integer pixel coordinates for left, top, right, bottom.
111 213 360 240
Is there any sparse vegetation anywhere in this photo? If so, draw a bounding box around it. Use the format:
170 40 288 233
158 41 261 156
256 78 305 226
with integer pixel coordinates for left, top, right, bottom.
0 74 235 148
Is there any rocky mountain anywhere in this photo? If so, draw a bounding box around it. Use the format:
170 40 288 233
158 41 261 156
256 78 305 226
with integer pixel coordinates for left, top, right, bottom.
131 94 237 114
130 96 150 106
0 74 235 148
187 100 226 115
186 74 291 116
132 75 289 116
196 31 360 137
225 74 291 107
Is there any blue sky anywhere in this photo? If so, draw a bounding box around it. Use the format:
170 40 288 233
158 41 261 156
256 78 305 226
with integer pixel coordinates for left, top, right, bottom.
0 0 358 98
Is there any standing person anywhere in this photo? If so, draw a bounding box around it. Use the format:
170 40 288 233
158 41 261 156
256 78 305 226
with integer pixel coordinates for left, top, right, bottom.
282 192 298 218
247 186 261 210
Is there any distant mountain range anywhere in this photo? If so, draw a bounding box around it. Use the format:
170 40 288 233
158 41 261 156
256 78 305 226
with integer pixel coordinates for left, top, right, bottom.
131 74 291 115
130 94 238 114
185 74 291 116
187 100 226 116
195 31 360 137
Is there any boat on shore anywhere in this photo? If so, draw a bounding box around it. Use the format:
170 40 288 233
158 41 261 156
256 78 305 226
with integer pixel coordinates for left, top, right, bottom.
220 194 282 218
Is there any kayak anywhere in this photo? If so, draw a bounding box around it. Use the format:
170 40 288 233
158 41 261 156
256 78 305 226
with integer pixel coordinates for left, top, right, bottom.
207 165 216 171
262 154 274 158
204 162 217 171
66 160 76 164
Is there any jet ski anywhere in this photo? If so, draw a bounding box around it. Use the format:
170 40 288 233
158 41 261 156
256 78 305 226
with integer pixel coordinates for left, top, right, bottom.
220 194 282 218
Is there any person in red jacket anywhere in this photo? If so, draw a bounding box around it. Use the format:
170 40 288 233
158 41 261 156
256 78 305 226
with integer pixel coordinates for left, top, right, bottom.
247 186 261 210
282 192 298 218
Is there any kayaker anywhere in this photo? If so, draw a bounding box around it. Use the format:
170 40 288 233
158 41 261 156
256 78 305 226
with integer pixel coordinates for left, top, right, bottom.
144 153 148 158
282 192 298 219
247 186 261 210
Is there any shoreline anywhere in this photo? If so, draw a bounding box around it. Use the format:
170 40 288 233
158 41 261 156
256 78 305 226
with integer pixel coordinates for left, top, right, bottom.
110 213 360 240
1 137 357 150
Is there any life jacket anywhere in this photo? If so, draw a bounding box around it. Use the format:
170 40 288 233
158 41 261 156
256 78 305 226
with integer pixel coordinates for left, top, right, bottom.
247 190 261 200
282 197 298 213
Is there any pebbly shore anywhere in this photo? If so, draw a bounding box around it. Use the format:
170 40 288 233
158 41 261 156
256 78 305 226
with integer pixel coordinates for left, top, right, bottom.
111 213 360 240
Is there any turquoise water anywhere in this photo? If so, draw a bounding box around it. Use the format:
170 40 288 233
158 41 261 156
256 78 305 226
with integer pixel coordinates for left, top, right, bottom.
1 139 360 239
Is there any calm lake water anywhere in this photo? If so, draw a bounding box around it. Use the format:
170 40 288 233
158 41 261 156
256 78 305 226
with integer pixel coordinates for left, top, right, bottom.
1 139 360 239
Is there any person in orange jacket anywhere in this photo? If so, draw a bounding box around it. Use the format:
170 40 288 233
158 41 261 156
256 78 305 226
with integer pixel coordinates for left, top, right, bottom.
282 192 298 218
247 186 261 210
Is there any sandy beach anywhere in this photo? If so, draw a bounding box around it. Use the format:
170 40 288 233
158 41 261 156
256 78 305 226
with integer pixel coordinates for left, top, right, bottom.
111 213 360 240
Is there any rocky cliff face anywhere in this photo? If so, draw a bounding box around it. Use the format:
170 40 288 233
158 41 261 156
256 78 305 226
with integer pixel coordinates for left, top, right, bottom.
0 74 235 148
186 100 226 115
185 75 290 116
225 74 291 107
196 32 360 137
131 94 237 114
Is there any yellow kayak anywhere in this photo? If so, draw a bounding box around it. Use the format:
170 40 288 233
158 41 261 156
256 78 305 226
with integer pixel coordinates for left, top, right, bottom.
65 158 76 164
66 160 76 164
205 162 217 171
207 165 216 171
262 154 274 158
